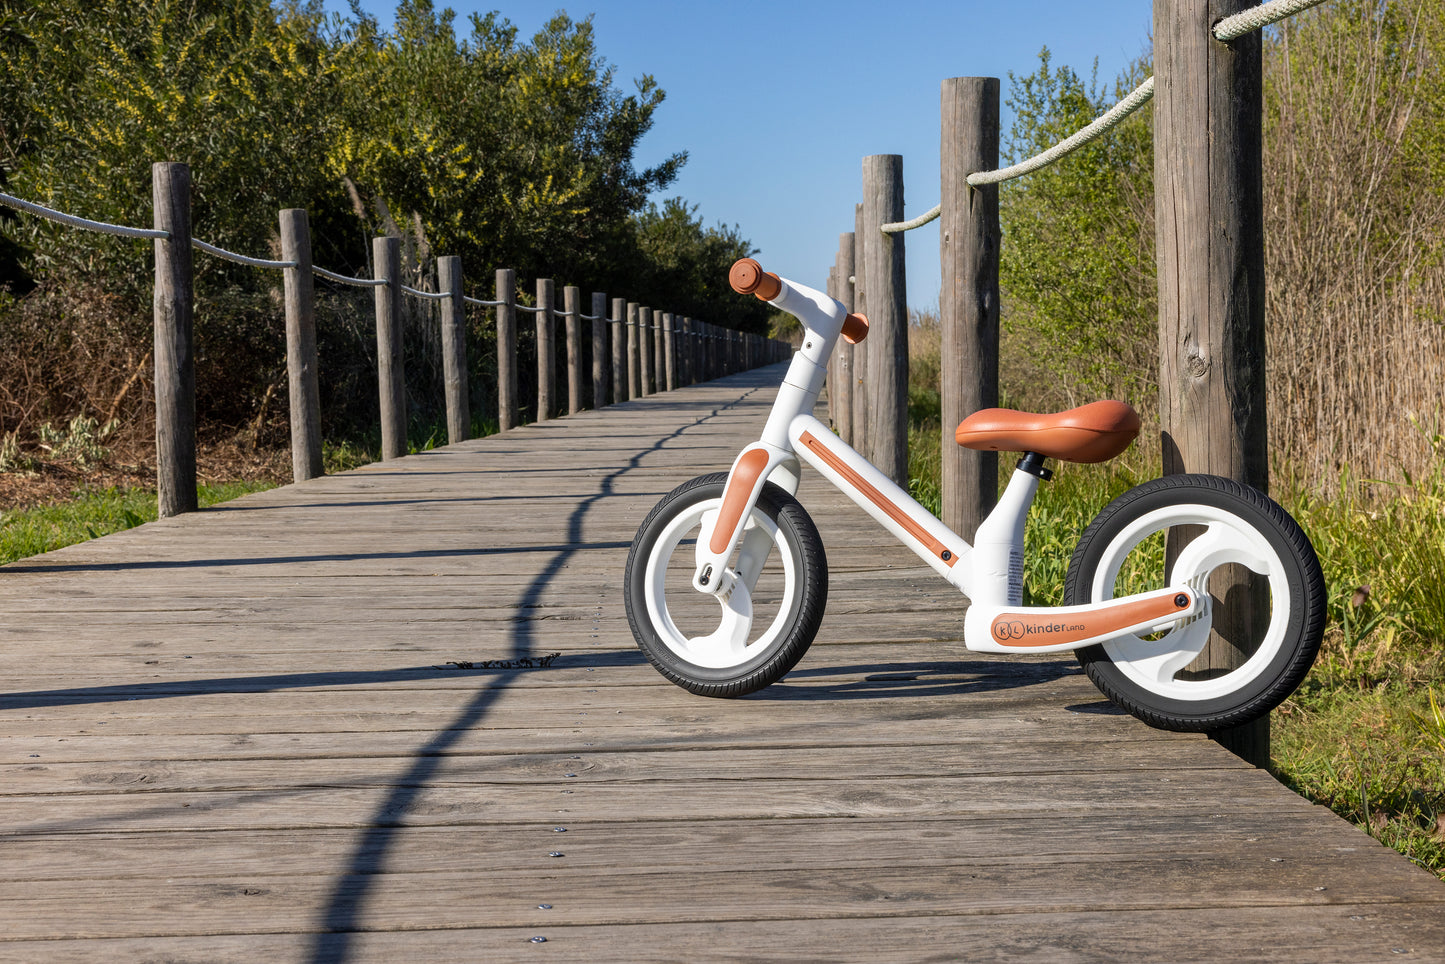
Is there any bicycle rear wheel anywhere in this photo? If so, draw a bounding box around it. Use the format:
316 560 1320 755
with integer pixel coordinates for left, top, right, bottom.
1064 474 1325 731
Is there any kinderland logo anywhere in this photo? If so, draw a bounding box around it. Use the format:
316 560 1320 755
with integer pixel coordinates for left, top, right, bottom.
992 618 1087 641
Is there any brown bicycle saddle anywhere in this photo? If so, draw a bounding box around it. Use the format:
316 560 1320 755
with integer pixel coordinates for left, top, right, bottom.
954 400 1141 463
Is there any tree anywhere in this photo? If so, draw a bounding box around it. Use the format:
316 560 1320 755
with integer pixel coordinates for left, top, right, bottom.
630 198 770 332
997 48 1156 408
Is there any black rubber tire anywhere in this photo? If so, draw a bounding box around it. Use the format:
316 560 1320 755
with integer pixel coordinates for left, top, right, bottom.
1064 474 1325 732
624 473 828 697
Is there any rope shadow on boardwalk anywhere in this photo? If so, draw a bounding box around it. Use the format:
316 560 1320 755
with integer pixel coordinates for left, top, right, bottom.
308 389 767 963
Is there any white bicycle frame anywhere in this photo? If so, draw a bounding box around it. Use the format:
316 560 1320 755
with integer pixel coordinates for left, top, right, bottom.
692 272 1204 655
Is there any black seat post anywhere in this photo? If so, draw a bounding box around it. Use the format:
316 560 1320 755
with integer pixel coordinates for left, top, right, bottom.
1017 452 1054 481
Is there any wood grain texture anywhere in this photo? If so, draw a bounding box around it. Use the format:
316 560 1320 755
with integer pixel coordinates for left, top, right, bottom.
495 268 519 431
280 208 324 482
1154 0 1270 763
372 236 405 460
438 255 468 444
2 365 1440 961
535 278 555 421
862 155 908 486
939 77 1001 542
151 162 198 517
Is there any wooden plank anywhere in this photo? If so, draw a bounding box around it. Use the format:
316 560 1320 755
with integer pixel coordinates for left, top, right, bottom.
5 905 1443 964
0 363 1440 960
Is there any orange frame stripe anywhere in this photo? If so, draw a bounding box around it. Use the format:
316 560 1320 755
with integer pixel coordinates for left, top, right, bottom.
800 431 957 568
990 591 1192 647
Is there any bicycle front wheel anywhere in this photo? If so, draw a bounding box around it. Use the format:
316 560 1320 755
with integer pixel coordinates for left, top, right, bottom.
624 473 827 697
1064 474 1325 731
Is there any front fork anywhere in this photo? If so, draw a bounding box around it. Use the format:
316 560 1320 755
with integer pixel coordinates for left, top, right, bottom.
693 441 799 596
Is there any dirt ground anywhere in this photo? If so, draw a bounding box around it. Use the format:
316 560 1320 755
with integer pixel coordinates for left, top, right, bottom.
0 439 291 512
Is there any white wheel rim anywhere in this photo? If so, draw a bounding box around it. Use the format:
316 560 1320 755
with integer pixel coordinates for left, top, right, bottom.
642 498 798 669
1092 503 1292 702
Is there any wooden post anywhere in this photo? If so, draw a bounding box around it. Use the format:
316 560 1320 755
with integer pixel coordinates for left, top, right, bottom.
827 267 839 427
373 235 405 460
851 205 870 460
279 207 323 482
591 291 608 409
1155 0 1269 766
151 162 197 517
653 310 665 387
439 255 468 444
611 297 626 404
940 77 1002 541
496 268 518 431
862 155 908 486
536 278 554 421
564 285 582 415
626 302 641 399
639 307 653 395
663 312 676 391
835 232 856 446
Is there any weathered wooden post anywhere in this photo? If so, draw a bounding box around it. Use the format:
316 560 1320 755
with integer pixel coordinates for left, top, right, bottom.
437 255 468 444
1156 0 1269 766
826 266 840 426
639 307 653 395
653 310 665 386
592 291 608 409
863 155 908 486
940 77 1002 541
496 268 518 431
626 302 641 399
851 205 870 460
279 207 322 482
564 285 583 415
611 297 627 404
835 232 856 446
373 236 405 460
663 312 676 391
535 278 555 421
152 162 198 517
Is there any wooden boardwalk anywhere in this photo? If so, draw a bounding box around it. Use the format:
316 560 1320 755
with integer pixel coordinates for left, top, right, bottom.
2 366 1443 963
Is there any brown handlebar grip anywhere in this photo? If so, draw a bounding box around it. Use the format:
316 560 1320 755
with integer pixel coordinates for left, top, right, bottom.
729 258 782 301
841 312 869 345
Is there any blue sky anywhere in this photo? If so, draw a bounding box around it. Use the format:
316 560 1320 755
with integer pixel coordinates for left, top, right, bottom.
322 1 1154 310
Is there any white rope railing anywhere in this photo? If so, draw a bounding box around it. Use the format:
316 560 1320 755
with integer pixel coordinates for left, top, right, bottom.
312 265 387 288
192 238 296 269
969 76 1156 187
0 191 168 240
881 0 1327 234
2 189 767 367
400 284 448 301
880 206 941 234
1215 0 1327 41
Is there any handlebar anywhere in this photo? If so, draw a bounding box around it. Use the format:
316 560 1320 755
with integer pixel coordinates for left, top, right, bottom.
729 257 870 345
728 258 782 301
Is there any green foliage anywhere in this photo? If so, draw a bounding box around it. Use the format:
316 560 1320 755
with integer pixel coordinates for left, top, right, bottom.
1275 684 1445 879
325 2 686 292
36 414 119 468
998 48 1156 409
0 480 272 564
631 198 770 332
0 0 759 448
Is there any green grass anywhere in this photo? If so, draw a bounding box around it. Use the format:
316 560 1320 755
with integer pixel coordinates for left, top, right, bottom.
907 423 1445 878
0 481 274 565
